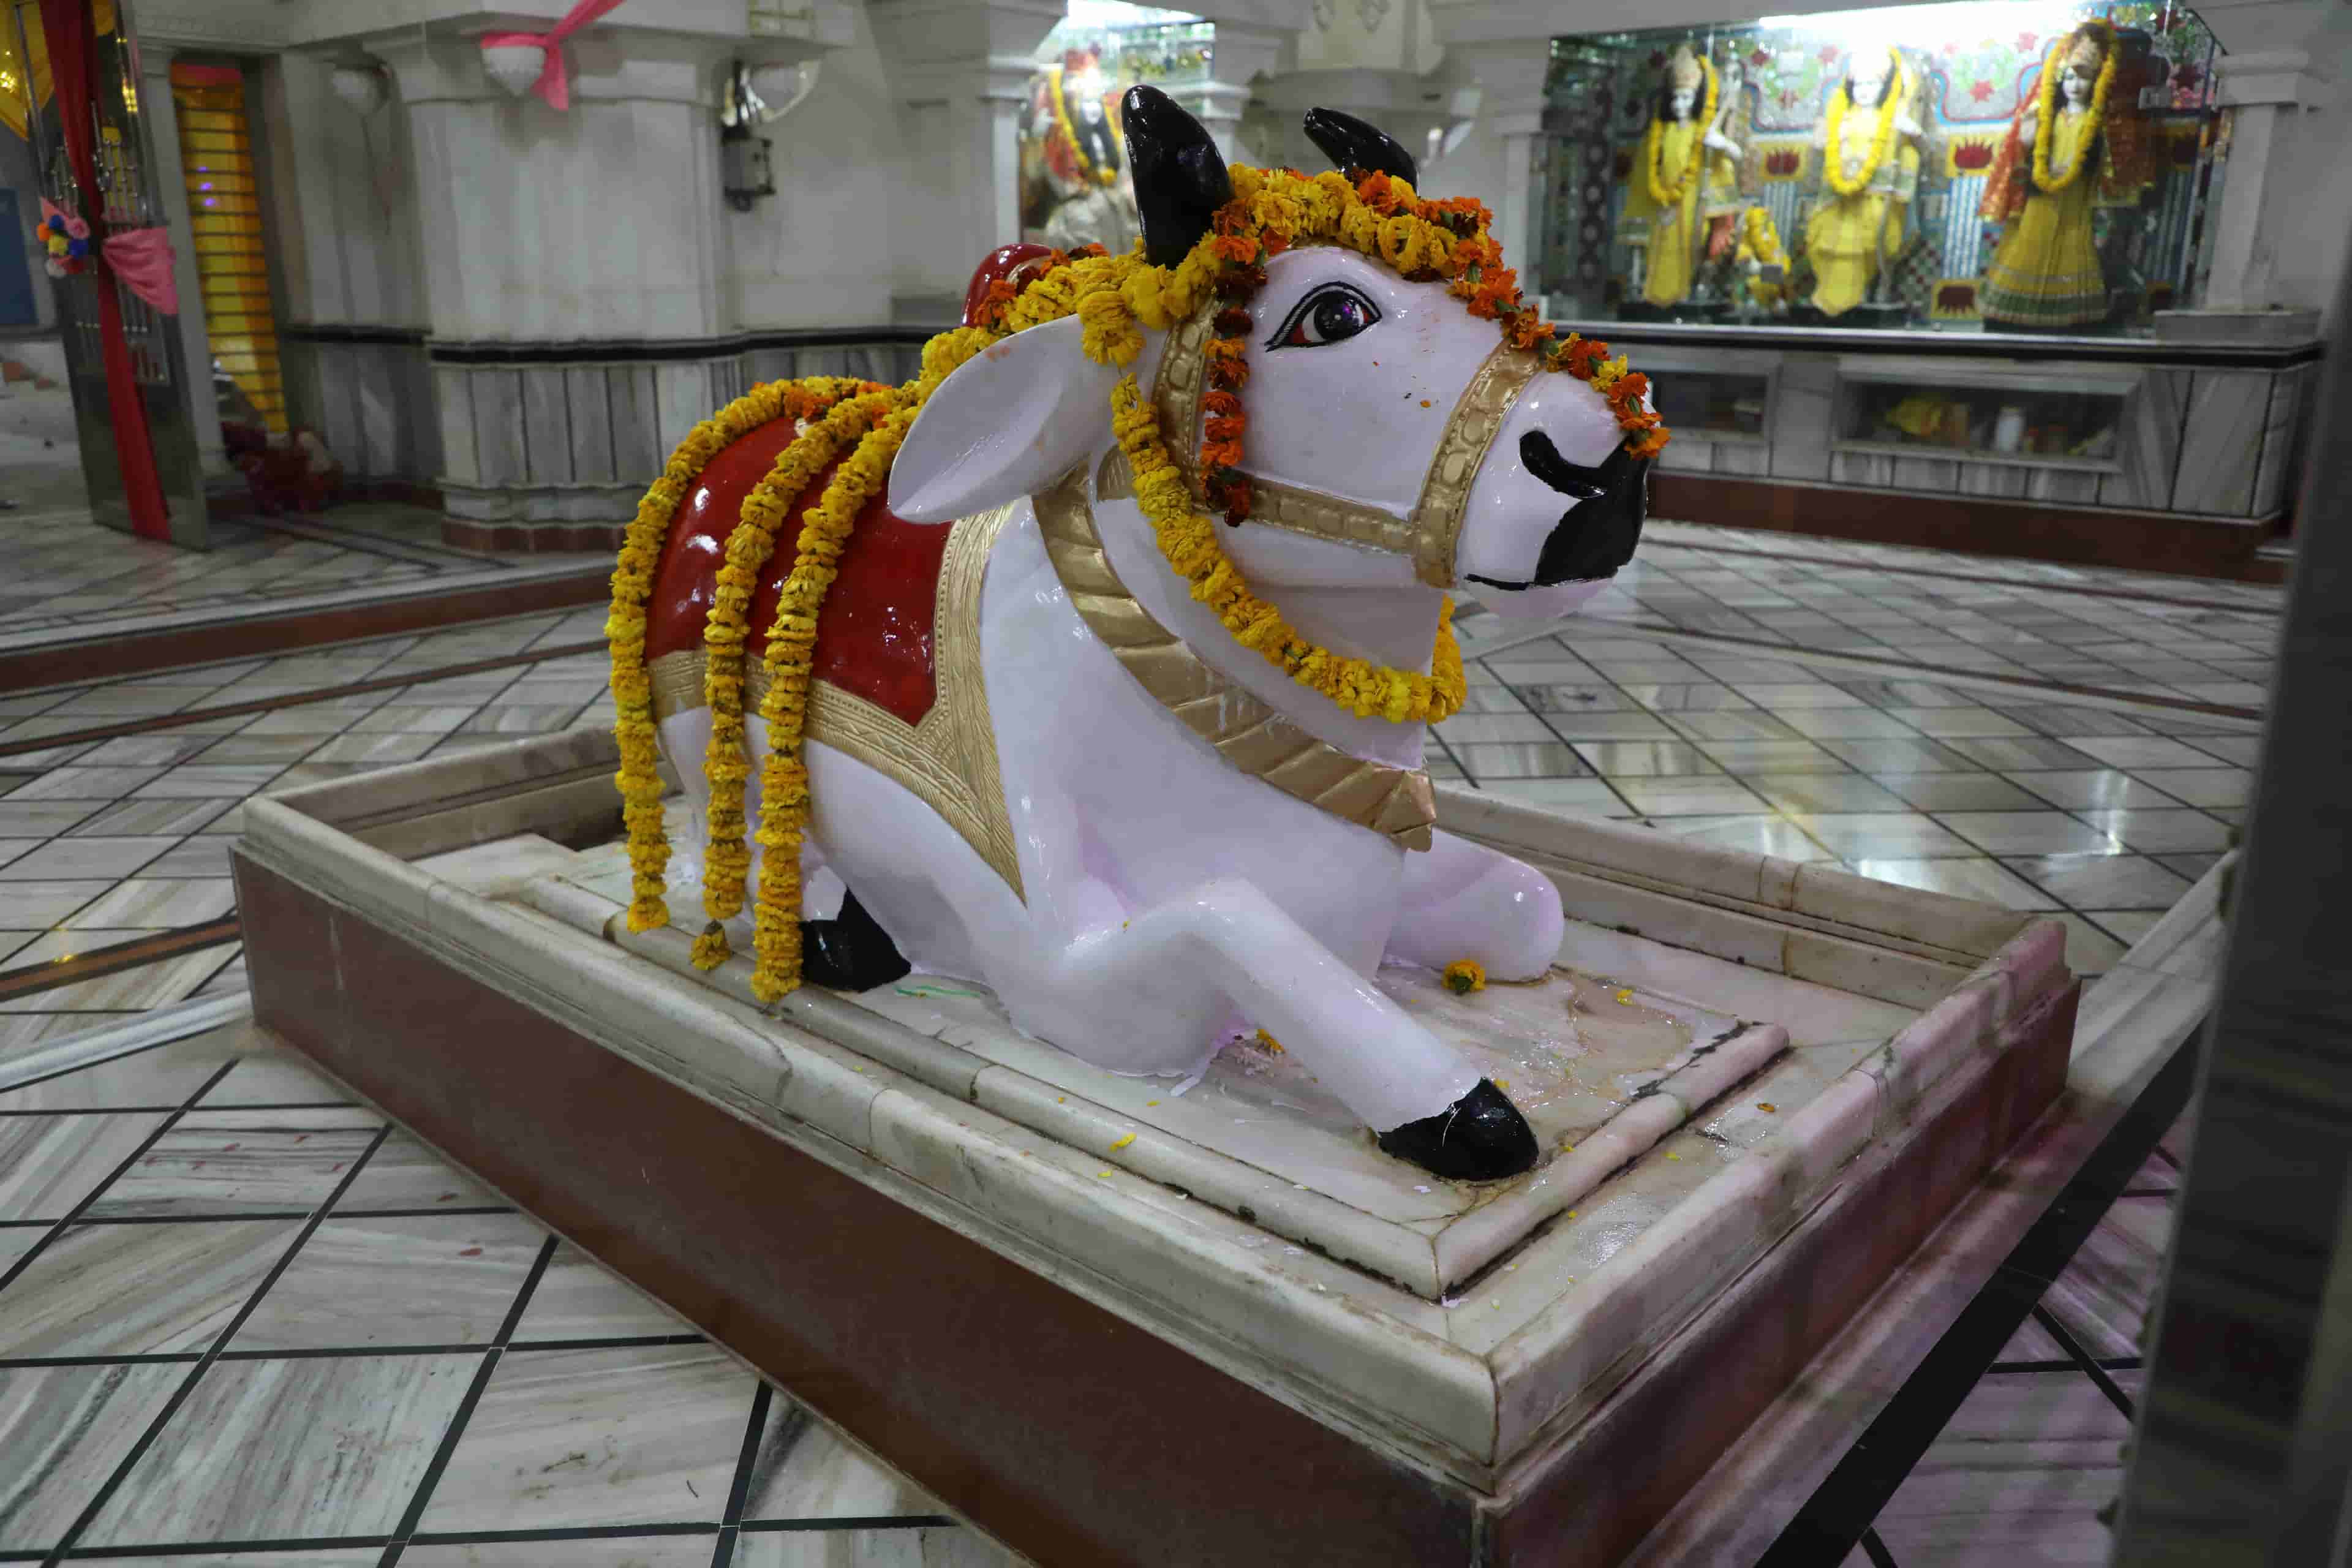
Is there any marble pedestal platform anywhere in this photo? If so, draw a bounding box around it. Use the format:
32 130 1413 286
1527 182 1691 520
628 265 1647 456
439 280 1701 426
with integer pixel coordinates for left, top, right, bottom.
231 728 2078 1567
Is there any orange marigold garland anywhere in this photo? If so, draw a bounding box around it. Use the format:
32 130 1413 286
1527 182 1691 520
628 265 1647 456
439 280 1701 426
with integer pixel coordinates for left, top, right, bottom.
1186 168 1670 526
694 382 894 966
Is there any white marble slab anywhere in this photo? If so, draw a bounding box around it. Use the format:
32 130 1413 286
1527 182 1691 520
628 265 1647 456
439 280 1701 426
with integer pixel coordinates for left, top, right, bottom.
234 727 2076 1480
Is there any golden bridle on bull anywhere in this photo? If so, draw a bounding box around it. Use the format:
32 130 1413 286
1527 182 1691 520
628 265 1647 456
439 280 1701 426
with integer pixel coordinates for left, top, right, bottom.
606 162 1671 1002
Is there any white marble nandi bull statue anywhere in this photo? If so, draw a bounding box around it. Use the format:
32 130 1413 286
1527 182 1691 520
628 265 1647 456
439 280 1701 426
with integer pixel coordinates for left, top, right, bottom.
620 91 1659 1182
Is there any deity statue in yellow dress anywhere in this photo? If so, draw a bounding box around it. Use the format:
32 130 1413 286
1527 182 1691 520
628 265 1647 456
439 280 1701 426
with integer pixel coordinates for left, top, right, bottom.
1623 45 1744 309
1978 22 2152 332
1803 46 1923 318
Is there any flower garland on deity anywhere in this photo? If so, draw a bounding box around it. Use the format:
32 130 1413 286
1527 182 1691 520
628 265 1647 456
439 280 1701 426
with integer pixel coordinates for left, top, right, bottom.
1045 53 1121 190
2030 23 2117 194
1822 47 1906 198
608 165 1670 1000
1642 51 1720 209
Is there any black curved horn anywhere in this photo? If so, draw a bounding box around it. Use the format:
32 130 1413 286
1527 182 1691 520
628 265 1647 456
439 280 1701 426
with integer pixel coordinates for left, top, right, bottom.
1303 106 1417 184
1122 85 1232 267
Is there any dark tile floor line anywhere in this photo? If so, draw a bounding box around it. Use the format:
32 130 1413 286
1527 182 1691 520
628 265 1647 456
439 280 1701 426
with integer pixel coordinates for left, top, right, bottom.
1596 617 2266 722
0 640 609 760
36 1120 400 1566
0 919 241 1002
1653 535 2289 619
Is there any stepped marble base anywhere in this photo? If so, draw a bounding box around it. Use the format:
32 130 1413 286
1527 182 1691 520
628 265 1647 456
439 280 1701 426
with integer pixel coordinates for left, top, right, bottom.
232 728 2076 1567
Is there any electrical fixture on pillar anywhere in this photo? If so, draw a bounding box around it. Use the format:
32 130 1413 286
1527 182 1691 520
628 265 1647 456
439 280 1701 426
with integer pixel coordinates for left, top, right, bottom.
720 59 818 211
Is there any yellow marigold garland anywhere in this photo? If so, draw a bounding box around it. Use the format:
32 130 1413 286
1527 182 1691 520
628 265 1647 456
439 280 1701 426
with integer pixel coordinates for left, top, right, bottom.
1642 55 1720 209
1822 50 1904 199
695 384 892 960
616 162 1673 1000
2030 26 2116 195
606 379 832 935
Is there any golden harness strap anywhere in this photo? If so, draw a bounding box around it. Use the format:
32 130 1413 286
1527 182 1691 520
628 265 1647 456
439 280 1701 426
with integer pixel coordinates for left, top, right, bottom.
1142 284 1544 589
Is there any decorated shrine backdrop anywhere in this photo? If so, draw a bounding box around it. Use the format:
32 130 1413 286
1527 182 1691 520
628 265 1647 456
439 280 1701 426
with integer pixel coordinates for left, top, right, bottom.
1018 2 1212 251
1539 1 2222 323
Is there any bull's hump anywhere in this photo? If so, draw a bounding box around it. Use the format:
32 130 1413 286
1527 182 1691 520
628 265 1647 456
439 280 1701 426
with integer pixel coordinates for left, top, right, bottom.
643 418 949 728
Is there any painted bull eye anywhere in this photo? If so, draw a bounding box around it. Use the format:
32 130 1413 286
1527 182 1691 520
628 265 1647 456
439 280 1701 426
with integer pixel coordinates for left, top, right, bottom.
1267 283 1381 350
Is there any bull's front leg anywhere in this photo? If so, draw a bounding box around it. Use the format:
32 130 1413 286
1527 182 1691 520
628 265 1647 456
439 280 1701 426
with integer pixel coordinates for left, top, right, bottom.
1031 878 1539 1181
1385 830 1566 982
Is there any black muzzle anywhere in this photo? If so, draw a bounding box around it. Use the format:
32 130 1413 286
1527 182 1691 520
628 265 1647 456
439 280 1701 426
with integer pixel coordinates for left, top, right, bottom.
1502 430 1650 589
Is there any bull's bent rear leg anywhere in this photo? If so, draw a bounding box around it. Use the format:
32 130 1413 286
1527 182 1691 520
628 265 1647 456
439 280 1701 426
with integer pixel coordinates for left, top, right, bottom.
1034 877 1537 1180
1386 829 1566 983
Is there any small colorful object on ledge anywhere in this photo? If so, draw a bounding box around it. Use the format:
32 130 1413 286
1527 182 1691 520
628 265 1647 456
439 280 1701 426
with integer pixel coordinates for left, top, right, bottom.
1444 960 1488 996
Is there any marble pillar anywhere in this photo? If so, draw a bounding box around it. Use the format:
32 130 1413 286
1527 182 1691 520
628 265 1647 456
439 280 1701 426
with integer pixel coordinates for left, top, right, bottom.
868 0 1064 322
2201 51 2324 313
1185 9 1302 166
1419 34 1551 288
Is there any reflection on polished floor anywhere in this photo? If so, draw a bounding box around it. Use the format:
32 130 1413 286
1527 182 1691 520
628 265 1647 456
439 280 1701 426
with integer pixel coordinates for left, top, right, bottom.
0 510 2254 1562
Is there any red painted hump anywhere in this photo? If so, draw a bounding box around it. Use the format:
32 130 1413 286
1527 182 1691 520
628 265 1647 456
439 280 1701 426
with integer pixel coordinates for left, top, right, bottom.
644 417 951 728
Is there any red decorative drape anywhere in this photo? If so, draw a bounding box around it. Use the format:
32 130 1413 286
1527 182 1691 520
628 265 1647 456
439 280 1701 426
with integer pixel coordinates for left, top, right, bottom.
37 0 170 540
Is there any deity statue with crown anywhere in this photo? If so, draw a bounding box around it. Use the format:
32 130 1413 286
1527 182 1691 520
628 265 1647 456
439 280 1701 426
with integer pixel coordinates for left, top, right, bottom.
1623 43 1746 312
1976 21 2158 333
1019 45 1144 255
1803 43 1924 320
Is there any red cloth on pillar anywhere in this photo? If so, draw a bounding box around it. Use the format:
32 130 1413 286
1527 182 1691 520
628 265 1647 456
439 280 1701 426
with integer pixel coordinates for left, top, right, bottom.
37 0 171 541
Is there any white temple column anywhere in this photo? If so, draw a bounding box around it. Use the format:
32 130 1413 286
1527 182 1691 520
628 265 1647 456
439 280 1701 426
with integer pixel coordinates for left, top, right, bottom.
869 0 1065 320
1185 8 1305 165
2201 50 2324 313
374 30 735 345
1422 36 1551 282
1251 0 1451 176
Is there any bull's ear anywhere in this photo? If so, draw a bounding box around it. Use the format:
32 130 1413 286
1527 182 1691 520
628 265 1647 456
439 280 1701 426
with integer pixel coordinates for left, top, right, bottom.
888 316 1118 522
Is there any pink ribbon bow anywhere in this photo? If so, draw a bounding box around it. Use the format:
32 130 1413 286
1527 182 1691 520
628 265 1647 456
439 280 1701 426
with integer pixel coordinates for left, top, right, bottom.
102 227 179 315
480 0 630 112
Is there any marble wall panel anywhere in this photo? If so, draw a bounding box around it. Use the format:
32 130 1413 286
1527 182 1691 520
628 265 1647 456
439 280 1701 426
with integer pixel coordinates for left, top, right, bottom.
2251 364 2310 519
654 363 715 462
1891 457 1958 493
353 345 402 478
1658 439 1712 473
608 366 660 483
1769 358 1839 481
522 369 574 488
1830 451 1896 488
2027 466 2102 505
1712 441 1770 477
746 347 798 385
396 347 442 482
567 369 616 488
2098 368 2187 512
471 370 529 489
1956 462 2031 499
435 366 480 486
309 344 364 479
2172 369 2269 516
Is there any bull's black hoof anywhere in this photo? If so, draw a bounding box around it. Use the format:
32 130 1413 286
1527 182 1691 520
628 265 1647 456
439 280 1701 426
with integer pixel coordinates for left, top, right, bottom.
799 890 910 992
1376 1079 1539 1182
